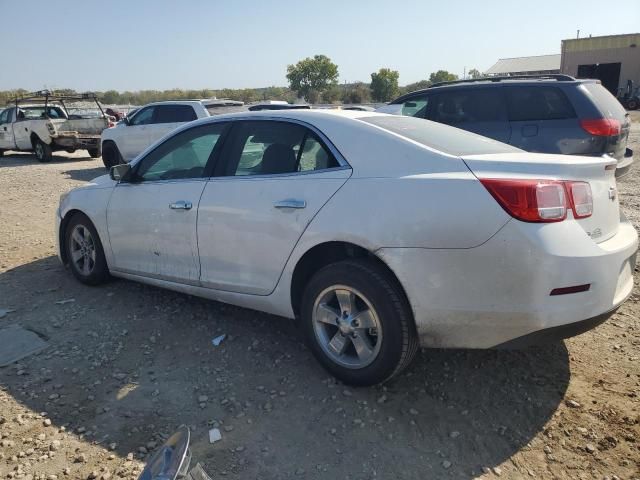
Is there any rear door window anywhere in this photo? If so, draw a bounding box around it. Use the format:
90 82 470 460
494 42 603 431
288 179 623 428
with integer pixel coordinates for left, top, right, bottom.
429 89 507 125
221 121 339 176
505 87 576 121
0 109 10 124
153 105 198 124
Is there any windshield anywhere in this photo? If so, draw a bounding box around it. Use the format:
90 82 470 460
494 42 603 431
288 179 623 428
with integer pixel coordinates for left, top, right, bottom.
359 115 521 156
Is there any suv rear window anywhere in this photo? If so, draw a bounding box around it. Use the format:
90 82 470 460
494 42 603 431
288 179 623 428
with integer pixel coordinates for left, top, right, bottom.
582 83 627 119
360 115 521 156
154 105 198 124
505 86 576 121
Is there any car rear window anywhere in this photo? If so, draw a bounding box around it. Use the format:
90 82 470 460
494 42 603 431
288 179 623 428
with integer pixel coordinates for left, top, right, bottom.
582 83 627 120
505 86 576 121
359 115 521 156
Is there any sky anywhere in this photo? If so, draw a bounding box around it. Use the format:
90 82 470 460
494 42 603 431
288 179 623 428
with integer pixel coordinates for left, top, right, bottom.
1 0 638 92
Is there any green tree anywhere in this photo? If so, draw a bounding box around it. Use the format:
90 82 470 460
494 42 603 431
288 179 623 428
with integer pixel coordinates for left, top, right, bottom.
468 68 483 79
428 70 459 84
286 55 339 103
370 68 399 102
342 82 371 104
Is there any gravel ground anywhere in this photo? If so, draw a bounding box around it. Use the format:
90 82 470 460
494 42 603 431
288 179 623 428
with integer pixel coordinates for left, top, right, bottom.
0 115 639 480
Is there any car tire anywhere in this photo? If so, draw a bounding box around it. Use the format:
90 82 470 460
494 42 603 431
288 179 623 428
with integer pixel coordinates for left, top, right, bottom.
87 148 100 158
102 142 122 169
0 149 5 157
301 259 418 386
33 137 52 162
65 213 110 286
628 99 638 110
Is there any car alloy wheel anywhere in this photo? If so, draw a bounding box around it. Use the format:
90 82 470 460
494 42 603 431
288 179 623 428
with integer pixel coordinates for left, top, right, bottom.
312 285 383 369
69 224 97 276
35 142 44 160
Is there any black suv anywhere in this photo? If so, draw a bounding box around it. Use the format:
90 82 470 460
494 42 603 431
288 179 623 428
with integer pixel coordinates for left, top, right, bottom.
379 75 633 177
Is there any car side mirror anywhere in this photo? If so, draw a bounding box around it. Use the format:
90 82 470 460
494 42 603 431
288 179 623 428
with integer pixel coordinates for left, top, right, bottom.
110 163 131 182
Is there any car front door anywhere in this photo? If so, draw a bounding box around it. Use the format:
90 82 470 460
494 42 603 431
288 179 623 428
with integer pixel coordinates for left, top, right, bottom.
427 88 511 143
0 108 15 150
106 122 228 283
119 106 156 161
198 120 351 295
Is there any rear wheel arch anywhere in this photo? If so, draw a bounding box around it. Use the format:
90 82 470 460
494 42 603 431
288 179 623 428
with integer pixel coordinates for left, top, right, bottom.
290 241 413 320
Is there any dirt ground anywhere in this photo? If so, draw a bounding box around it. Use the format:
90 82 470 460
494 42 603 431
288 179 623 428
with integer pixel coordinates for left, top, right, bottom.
1 114 639 480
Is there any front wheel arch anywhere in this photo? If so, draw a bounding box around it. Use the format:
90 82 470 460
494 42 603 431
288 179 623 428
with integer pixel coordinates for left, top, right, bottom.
59 209 90 265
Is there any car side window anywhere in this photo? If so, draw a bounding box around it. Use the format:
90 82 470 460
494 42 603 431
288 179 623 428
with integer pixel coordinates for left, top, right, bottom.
132 123 226 182
400 95 429 118
429 89 507 125
223 121 338 176
505 87 576 121
153 105 198 124
129 107 155 126
0 109 9 124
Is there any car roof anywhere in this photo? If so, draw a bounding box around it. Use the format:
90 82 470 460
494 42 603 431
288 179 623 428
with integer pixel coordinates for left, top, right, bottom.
391 76 598 103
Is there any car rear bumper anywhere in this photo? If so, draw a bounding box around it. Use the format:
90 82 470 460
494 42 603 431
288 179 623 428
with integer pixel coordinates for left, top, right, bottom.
614 148 634 179
377 214 638 349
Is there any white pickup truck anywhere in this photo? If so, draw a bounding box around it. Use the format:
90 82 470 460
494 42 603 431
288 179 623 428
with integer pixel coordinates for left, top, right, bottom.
0 91 111 162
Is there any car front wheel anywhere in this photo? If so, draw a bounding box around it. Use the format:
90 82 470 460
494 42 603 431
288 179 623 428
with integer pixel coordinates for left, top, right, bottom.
301 259 418 386
65 213 110 285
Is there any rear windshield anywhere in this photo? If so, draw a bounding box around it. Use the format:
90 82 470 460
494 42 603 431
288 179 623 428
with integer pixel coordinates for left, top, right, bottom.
583 83 627 120
359 115 521 156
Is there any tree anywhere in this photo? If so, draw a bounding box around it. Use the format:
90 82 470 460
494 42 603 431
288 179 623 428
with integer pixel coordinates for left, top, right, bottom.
398 79 431 96
428 70 459 84
370 68 399 102
342 82 371 104
286 55 339 103
468 68 483 79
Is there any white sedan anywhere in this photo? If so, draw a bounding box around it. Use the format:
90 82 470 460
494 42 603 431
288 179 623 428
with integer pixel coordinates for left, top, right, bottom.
57 110 638 385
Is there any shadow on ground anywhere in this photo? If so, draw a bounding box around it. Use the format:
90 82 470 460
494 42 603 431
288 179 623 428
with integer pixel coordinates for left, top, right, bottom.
61 166 107 182
0 151 94 166
0 256 570 479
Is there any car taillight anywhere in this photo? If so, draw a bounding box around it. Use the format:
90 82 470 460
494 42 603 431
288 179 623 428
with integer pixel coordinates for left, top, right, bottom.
566 181 593 218
480 179 592 223
580 118 621 136
108 120 115 128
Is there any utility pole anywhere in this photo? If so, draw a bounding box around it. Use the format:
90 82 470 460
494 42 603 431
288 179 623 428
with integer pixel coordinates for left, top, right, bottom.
577 29 580 39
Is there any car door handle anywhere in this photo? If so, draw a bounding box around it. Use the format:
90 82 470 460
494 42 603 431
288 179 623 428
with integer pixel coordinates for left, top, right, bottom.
169 201 192 210
274 199 306 209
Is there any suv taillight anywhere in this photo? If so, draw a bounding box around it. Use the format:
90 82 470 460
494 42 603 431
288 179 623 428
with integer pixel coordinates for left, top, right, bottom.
580 118 621 136
480 179 592 223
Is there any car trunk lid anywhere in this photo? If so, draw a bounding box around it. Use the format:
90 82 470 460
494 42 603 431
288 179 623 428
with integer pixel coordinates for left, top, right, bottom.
463 152 620 243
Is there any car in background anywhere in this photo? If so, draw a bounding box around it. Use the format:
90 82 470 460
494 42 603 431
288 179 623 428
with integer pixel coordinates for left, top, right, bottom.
248 101 311 111
378 75 634 177
101 101 212 168
57 110 637 385
0 91 110 161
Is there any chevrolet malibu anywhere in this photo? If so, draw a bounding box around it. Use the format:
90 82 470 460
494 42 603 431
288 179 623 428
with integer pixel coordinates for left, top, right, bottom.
56 110 638 386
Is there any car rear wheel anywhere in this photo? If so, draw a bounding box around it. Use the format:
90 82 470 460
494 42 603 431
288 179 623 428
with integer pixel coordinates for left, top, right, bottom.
301 259 418 386
65 213 110 285
33 138 52 162
87 148 100 158
102 143 122 169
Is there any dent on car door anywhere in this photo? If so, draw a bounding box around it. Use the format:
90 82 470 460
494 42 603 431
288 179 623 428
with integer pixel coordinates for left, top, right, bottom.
106 122 228 282
198 120 351 295
428 89 511 143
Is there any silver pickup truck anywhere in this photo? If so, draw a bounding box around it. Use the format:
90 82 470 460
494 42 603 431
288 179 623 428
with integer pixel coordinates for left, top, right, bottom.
0 91 111 162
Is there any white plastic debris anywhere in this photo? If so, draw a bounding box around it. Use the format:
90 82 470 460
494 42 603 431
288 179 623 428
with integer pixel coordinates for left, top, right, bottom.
211 334 226 347
208 428 222 444
55 299 76 305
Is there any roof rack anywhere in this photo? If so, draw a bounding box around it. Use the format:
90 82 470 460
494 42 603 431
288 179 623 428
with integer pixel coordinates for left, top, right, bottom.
429 74 576 88
11 90 100 104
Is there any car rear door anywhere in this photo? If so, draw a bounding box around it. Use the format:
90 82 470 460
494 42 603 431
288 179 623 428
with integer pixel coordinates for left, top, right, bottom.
505 85 579 153
197 120 351 295
149 104 198 146
106 122 228 283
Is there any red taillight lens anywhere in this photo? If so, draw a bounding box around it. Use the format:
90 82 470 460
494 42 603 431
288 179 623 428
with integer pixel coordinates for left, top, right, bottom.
108 120 115 128
566 181 593 218
481 179 593 223
580 118 621 136
480 179 566 222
